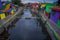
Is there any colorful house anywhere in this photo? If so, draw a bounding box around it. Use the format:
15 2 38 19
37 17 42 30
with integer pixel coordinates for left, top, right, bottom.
2 2 6 9
40 3 46 11
45 3 56 18
5 3 10 11
0 11 6 20
50 8 60 27
31 3 39 9
0 1 2 9
46 3 56 13
41 3 46 8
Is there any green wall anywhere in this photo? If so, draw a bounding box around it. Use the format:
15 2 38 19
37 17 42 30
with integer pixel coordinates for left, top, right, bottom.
46 3 56 13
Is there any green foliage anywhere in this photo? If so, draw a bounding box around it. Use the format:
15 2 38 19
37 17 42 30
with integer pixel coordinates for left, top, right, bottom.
12 0 24 6
12 0 21 6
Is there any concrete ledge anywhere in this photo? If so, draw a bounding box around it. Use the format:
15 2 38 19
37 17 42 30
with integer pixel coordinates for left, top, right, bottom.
0 7 23 34
39 12 60 40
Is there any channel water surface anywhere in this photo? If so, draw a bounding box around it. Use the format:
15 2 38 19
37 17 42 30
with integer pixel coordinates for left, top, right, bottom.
8 8 50 40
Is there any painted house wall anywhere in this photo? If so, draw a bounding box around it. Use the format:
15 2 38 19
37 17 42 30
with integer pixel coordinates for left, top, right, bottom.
50 9 60 26
46 3 56 13
0 1 2 9
50 10 60 23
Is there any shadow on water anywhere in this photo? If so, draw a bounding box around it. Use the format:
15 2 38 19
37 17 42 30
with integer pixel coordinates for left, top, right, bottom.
0 31 10 40
1 8 51 40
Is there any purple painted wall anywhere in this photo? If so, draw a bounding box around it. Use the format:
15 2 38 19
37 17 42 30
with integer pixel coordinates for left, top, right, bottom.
50 10 59 24
0 1 2 9
54 12 59 23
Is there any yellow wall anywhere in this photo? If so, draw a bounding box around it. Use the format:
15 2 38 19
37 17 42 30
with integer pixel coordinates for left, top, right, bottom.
0 13 6 19
41 4 46 8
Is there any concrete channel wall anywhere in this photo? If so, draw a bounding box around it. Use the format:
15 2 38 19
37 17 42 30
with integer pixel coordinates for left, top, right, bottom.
39 12 60 40
0 7 23 34
31 9 60 40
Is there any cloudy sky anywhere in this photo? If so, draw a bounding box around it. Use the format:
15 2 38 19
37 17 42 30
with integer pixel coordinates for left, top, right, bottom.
21 0 58 3
1 0 58 3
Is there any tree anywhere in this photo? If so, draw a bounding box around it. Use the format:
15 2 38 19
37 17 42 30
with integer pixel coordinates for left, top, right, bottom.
56 0 60 6
12 0 24 6
12 0 21 5
58 0 60 4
